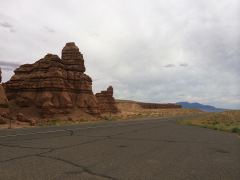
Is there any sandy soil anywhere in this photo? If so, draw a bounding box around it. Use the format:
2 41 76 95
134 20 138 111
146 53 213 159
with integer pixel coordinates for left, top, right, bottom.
0 100 203 129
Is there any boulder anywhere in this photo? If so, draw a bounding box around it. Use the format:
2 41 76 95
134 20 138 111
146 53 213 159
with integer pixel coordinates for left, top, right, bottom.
0 116 7 124
29 118 37 126
16 113 25 122
16 113 32 123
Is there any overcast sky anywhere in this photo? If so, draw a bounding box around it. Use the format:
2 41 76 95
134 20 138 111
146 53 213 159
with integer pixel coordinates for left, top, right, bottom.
0 0 239 109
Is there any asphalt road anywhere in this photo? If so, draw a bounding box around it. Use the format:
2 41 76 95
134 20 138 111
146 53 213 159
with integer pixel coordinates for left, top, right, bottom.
0 117 239 180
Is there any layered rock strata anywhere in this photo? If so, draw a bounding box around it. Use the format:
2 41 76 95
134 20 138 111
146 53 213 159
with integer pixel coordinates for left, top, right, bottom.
5 42 99 117
96 86 118 113
0 68 9 116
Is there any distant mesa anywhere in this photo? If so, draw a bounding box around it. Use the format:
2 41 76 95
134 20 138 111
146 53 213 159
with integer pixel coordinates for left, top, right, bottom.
4 42 117 118
138 102 181 109
177 102 225 112
116 99 181 109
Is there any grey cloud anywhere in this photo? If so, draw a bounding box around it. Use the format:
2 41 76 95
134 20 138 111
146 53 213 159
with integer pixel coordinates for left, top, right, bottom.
43 26 56 33
9 29 16 33
179 63 188 67
0 60 20 70
164 64 175 68
0 22 12 28
0 21 15 32
164 63 189 68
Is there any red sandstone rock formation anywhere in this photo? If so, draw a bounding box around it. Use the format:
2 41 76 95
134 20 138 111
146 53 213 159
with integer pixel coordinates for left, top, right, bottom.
96 86 119 114
0 68 2 83
0 68 9 116
5 42 99 117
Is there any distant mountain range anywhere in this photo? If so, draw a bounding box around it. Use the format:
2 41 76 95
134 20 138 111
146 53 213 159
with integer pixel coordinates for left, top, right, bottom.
177 102 226 112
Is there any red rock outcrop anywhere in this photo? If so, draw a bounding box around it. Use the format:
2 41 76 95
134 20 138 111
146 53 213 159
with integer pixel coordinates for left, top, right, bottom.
0 68 9 116
96 86 119 113
5 42 99 117
0 68 1 83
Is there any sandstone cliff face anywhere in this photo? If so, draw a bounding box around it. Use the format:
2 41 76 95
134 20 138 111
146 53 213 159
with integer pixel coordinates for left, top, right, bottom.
96 86 118 113
5 43 99 117
0 68 9 115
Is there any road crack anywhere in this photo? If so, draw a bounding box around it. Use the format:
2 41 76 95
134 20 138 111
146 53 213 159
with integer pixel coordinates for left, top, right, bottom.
0 148 55 163
36 154 119 180
0 143 52 150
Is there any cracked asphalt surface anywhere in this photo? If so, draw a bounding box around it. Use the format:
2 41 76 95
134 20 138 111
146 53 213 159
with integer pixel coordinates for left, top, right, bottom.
0 117 239 180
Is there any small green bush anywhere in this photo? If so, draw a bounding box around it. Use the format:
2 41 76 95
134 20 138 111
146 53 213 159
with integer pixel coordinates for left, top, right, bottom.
231 127 240 134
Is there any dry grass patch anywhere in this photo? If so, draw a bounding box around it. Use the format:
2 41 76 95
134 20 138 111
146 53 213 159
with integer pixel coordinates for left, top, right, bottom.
178 110 240 135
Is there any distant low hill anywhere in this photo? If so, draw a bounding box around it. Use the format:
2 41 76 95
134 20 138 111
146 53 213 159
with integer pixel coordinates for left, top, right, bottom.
116 99 181 109
177 102 226 112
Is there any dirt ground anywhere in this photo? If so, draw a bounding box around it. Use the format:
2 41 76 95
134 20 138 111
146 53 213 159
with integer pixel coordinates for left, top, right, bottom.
0 100 202 129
